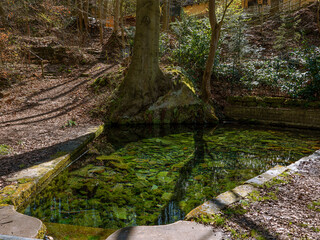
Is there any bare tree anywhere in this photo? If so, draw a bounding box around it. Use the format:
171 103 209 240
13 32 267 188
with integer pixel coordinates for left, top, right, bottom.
162 0 170 31
113 0 120 33
201 0 234 102
98 0 104 44
317 0 320 35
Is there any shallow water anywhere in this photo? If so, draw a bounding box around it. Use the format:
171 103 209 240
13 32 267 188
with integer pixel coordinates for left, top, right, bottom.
24 124 320 236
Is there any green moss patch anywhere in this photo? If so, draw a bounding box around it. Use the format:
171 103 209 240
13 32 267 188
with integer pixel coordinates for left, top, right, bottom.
45 222 116 240
23 125 320 231
0 144 11 155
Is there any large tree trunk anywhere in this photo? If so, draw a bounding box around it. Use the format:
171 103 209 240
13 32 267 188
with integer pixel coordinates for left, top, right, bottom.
109 0 172 120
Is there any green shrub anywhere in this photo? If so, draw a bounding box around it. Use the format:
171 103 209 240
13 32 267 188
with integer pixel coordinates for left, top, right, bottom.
297 47 320 100
171 15 211 79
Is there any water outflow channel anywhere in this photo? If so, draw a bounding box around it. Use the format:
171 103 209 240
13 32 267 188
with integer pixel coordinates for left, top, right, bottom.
24 124 320 235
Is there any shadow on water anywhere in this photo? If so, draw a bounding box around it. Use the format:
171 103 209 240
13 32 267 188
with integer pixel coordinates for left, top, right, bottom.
157 126 209 224
103 124 211 151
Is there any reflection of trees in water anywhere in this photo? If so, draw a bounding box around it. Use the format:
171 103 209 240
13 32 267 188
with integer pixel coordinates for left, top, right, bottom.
157 127 246 225
158 127 208 224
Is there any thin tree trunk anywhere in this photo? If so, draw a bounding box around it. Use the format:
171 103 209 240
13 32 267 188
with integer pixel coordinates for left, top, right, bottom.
120 0 125 46
99 0 104 45
77 0 84 33
162 0 169 31
0 2 4 25
103 0 109 19
114 0 120 33
83 0 90 32
201 24 221 102
201 0 234 102
317 0 320 35
201 0 218 102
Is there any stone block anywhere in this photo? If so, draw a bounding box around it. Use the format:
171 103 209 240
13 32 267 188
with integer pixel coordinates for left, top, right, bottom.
246 165 287 186
0 206 45 239
106 220 224 240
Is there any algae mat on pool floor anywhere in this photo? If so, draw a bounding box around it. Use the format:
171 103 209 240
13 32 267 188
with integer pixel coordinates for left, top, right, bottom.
24 125 320 233
45 222 116 240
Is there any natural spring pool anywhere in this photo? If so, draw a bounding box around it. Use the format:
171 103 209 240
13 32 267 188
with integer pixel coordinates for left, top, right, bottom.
23 124 320 239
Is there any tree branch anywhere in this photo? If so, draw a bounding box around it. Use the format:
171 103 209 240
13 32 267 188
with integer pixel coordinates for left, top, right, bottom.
220 0 235 24
208 0 217 27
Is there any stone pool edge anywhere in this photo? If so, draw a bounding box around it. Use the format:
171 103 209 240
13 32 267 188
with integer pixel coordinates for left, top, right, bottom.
0 124 104 239
106 151 320 240
185 150 320 219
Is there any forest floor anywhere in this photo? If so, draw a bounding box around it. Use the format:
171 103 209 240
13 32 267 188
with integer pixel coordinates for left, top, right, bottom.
220 157 320 240
0 60 120 189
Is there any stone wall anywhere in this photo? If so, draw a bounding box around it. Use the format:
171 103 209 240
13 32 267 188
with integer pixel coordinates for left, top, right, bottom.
224 96 320 129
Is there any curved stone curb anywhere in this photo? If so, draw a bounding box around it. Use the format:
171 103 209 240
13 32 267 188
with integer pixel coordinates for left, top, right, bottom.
0 125 104 239
0 235 40 240
0 206 45 239
106 220 224 240
104 151 320 240
186 150 320 219
0 125 104 210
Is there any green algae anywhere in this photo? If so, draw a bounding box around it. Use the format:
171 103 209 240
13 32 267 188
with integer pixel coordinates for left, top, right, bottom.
45 222 116 240
0 144 11 155
24 125 320 237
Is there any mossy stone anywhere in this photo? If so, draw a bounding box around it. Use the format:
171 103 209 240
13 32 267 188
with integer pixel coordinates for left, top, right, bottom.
96 155 124 162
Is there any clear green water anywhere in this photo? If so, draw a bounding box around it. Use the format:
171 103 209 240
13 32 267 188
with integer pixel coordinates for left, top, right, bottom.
24 125 320 232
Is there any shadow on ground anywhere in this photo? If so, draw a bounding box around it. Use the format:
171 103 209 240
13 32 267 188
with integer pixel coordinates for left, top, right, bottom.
0 134 91 177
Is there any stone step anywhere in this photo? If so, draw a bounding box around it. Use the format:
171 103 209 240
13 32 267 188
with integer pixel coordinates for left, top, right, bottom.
106 221 224 240
0 234 41 240
0 206 45 239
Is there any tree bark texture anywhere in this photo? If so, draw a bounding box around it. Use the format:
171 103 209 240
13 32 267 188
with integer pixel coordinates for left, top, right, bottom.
110 0 172 119
99 0 104 44
201 24 221 102
162 0 169 31
0 3 4 24
317 0 320 35
77 0 84 32
83 0 90 32
201 0 220 102
201 0 233 103
113 0 120 33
